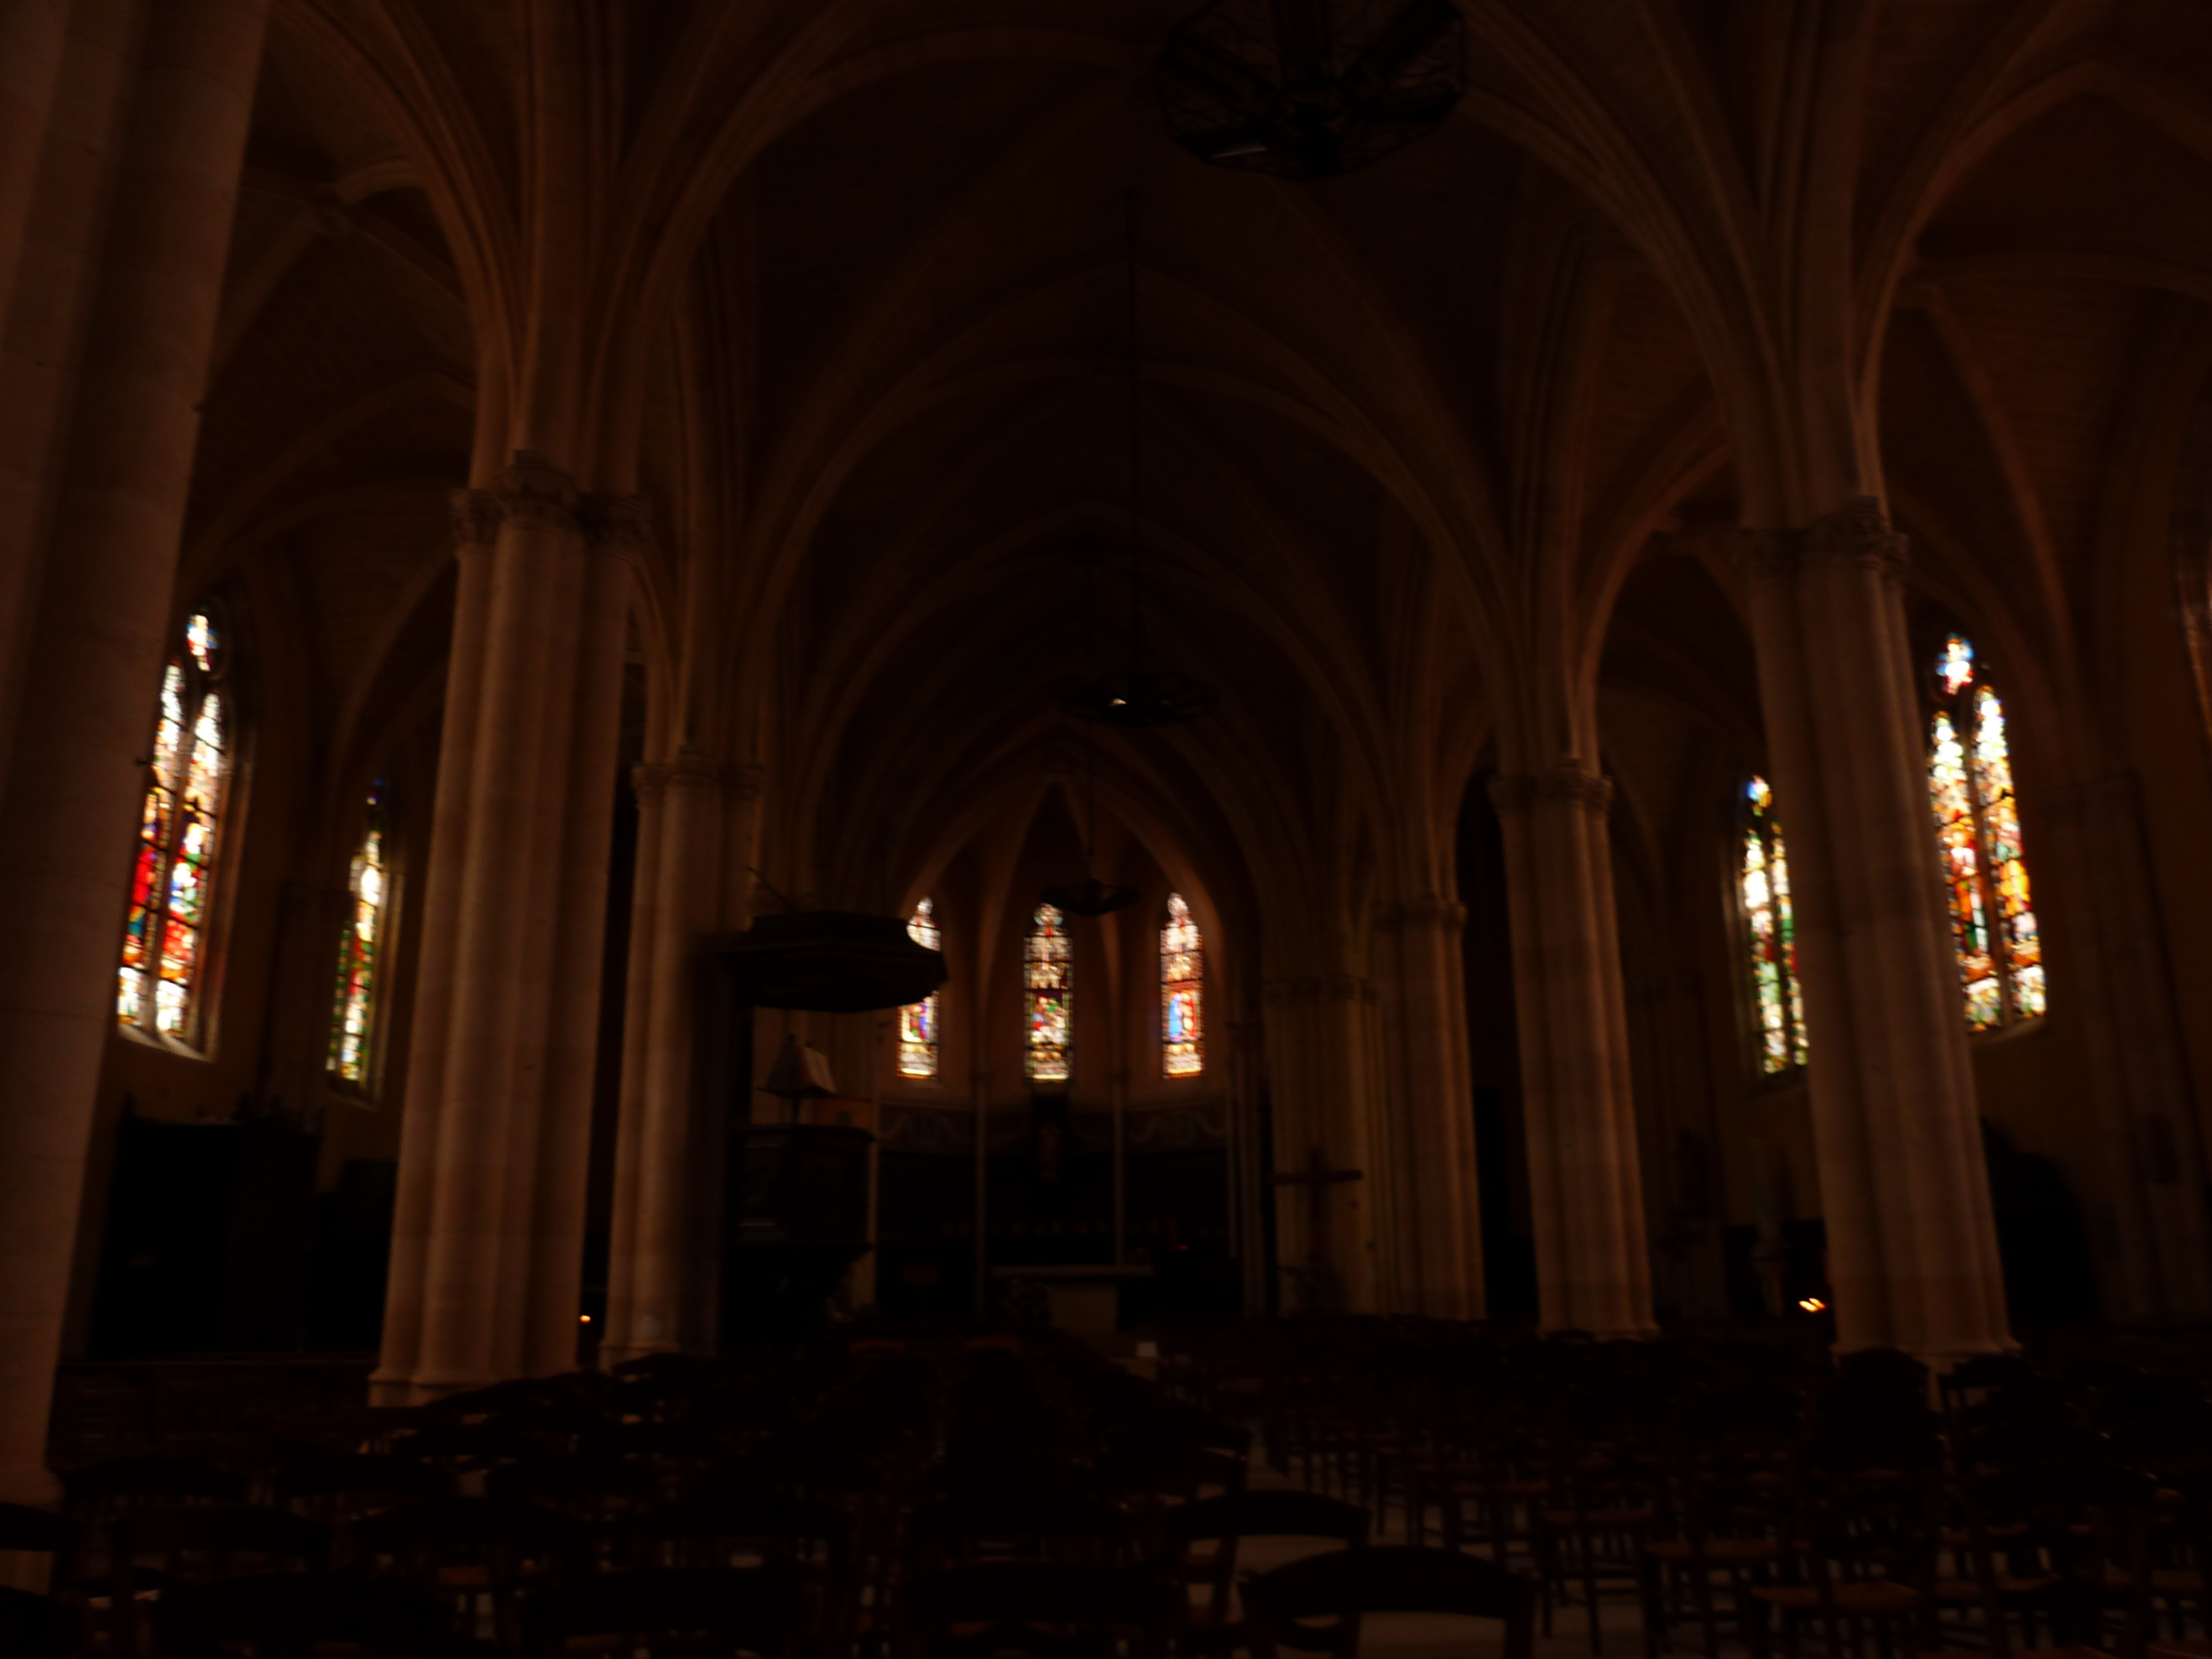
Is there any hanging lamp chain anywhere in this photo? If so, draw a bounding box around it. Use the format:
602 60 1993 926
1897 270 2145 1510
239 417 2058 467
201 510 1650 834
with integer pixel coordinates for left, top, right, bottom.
1125 189 1146 671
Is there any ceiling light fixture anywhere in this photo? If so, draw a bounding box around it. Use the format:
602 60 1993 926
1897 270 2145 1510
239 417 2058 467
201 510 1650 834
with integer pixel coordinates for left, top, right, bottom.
1155 0 1467 181
1062 192 1217 729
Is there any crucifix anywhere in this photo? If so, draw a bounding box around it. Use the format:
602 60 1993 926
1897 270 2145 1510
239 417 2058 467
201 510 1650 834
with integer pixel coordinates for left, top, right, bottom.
1272 1145 1363 1310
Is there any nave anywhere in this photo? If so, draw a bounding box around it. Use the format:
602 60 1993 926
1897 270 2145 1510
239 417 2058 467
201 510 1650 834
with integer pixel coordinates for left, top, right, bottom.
13 1323 2212 1657
11 0 2212 1569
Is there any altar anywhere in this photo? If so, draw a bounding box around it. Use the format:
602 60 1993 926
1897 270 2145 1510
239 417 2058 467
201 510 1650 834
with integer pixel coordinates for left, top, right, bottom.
990 1263 1154 1334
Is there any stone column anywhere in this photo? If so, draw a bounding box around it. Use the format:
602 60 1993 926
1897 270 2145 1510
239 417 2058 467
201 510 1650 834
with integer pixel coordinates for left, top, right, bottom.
373 457 635 1401
0 0 271 1504
1371 898 1485 1318
601 752 737 1366
1489 766 1657 1338
1226 1018 1268 1313
371 513 497 1404
971 1063 992 1318
1260 974 1383 1314
1736 498 2011 1359
2044 773 2212 1322
0 0 72 333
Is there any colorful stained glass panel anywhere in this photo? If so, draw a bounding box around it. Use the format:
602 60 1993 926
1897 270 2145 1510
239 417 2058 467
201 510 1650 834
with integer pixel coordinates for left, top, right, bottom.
898 897 941 1078
1025 903 1071 1082
1740 775 1807 1074
116 611 229 1045
1927 634 2043 1032
1161 891 1203 1077
330 786 388 1085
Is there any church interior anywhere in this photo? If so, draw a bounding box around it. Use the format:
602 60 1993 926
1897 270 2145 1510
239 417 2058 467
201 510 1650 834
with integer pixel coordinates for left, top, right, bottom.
9 0 2212 1647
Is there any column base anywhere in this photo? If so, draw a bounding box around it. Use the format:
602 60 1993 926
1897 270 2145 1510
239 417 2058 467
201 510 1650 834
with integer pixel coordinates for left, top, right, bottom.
593 1342 683 1372
368 1369 504 1407
0 1465 60 1509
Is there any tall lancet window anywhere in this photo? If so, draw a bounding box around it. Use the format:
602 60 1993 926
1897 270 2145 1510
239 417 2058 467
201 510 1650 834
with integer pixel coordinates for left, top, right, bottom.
898 896 941 1079
1928 633 2046 1030
1740 775 1807 1075
330 783 389 1087
1025 902 1072 1083
118 608 233 1045
1161 892 1204 1078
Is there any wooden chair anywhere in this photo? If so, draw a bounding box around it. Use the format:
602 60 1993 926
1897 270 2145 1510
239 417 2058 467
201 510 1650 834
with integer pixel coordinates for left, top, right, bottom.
275 1454 451 1559
152 1571 479 1658
61 1457 247 1597
1159 1489 1368 1645
484 1454 659 1524
0 1587 55 1659
894 1561 1180 1659
0 1504 73 1593
904 1486 1131 1574
1641 1471 1792 1659
1746 1430 1944 1659
1947 1465 2156 1659
1242 1545 1536 1659
641 1493 854 1658
520 1566 804 1659
1535 1390 1665 1655
352 1496 582 1650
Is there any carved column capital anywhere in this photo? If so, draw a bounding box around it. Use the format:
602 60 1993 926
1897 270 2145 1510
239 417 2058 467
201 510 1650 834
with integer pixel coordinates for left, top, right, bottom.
450 488 502 549
1729 527 1798 586
1804 495 1909 584
1375 895 1468 934
494 450 582 532
1732 497 1910 588
1489 764 1612 819
632 749 735 803
581 492 651 559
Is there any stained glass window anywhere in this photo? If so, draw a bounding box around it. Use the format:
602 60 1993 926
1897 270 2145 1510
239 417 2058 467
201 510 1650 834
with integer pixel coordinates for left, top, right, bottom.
898 896 941 1079
1927 634 2045 1030
1740 776 1807 1074
1025 902 1072 1083
118 608 231 1045
329 784 388 1087
1161 892 1204 1077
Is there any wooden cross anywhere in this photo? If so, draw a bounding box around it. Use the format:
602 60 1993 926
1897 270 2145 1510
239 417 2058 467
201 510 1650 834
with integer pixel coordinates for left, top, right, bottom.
1272 1145 1363 1279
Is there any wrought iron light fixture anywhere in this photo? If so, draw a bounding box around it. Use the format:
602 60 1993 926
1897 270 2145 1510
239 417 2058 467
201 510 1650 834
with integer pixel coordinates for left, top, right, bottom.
1155 0 1467 180
1042 875 1139 917
717 909 948 1011
1062 194 1217 730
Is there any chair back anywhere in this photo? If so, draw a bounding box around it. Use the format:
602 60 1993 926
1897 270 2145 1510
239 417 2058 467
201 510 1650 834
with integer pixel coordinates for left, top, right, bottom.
1242 1546 1535 1659
154 1571 458 1658
1160 1490 1368 1626
521 1566 802 1658
895 1561 1179 1659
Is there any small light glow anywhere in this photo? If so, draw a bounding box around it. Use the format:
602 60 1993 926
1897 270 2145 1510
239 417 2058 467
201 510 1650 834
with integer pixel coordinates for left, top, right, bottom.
578 1314 592 1323
1797 1297 1828 1313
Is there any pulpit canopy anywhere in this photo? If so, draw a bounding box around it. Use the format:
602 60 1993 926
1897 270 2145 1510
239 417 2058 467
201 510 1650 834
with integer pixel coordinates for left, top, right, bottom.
717 910 948 1011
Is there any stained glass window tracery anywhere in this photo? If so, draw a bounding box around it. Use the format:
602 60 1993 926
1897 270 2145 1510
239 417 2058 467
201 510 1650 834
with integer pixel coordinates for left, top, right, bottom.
898 897 941 1079
1927 634 2045 1031
118 608 231 1045
1025 902 1072 1083
1740 775 1807 1074
1161 892 1203 1078
330 784 388 1087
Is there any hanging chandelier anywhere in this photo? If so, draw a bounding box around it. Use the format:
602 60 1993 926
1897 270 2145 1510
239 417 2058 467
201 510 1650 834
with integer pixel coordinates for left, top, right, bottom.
1154 0 1467 180
1061 193 1218 731
1062 667 1217 727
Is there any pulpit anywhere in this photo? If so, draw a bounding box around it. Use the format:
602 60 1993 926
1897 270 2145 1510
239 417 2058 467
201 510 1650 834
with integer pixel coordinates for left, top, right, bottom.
720 1121 873 1352
991 1262 1154 1334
